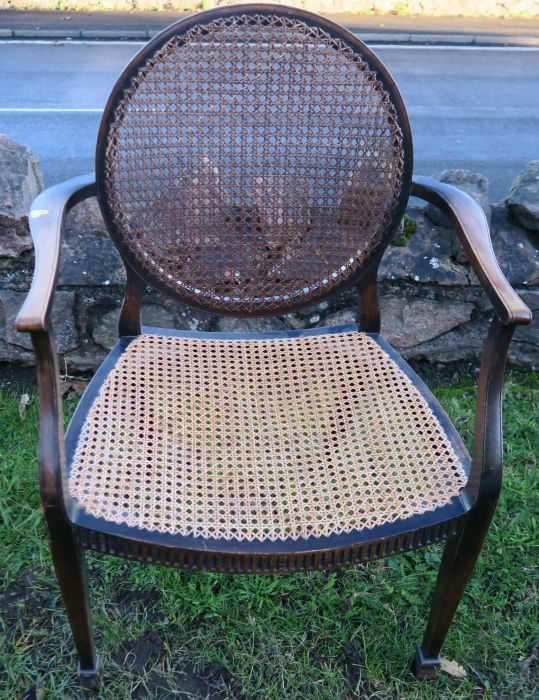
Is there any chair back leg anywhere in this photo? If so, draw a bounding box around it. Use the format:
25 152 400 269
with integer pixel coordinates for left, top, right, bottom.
44 508 100 689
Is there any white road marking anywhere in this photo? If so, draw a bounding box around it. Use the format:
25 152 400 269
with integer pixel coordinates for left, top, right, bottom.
374 44 539 51
0 107 103 113
0 39 538 51
0 39 146 46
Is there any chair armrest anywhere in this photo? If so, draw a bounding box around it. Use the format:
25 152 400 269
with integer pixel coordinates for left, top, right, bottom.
411 175 532 327
15 174 97 333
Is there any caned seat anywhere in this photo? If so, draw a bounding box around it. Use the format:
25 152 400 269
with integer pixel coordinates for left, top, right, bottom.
67 328 468 545
17 3 532 687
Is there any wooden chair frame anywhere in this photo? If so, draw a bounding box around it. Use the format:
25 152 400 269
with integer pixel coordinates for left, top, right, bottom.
15 6 531 688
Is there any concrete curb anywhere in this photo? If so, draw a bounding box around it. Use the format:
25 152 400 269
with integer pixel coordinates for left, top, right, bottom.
0 27 537 45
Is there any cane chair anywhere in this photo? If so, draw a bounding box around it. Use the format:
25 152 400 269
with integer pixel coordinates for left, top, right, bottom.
16 4 531 687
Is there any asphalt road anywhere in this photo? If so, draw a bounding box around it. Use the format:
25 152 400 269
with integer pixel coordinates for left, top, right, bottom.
0 42 538 201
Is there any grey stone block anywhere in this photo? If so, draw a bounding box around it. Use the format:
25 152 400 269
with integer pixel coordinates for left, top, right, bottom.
0 134 537 372
425 169 491 227
505 160 539 233
215 316 286 333
0 134 43 258
380 295 474 349
0 288 78 355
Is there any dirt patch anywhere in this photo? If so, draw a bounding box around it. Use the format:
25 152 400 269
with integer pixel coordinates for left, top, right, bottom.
113 587 163 615
129 663 235 699
0 362 37 391
111 629 244 699
0 574 55 635
113 629 166 674
342 643 383 699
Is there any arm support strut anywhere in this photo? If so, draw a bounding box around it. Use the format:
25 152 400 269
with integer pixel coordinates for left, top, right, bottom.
411 176 532 506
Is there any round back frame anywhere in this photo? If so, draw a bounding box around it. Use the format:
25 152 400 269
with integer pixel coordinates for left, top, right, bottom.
96 4 413 316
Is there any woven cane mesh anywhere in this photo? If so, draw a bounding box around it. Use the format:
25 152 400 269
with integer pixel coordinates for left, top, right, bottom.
98 10 409 314
69 332 467 542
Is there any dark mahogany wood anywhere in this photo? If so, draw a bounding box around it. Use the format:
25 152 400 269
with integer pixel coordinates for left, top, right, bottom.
44 506 99 689
413 317 514 678
15 179 102 686
118 264 145 337
30 329 99 687
411 177 531 326
357 258 382 332
15 5 533 687
16 174 96 334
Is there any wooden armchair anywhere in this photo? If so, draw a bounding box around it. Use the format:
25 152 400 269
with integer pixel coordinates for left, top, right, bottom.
16 5 531 688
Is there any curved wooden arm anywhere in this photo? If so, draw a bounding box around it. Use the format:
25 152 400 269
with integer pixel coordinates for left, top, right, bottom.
16 174 97 333
411 176 532 327
14 174 96 510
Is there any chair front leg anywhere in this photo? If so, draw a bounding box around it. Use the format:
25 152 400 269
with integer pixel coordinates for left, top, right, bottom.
412 502 496 679
413 317 515 679
31 330 99 687
45 508 100 689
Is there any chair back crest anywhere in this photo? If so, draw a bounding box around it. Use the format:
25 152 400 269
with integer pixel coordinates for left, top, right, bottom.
96 5 413 315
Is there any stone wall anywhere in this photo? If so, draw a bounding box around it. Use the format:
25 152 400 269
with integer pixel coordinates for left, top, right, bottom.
1 0 538 18
0 133 537 373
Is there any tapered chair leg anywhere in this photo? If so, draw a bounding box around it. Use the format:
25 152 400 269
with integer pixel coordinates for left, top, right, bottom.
412 502 496 680
44 507 100 689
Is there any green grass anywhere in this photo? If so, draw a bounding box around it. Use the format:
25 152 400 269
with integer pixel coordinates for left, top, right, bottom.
0 371 538 698
392 214 418 247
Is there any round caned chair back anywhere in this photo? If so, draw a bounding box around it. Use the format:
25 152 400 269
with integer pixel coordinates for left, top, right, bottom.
96 5 413 315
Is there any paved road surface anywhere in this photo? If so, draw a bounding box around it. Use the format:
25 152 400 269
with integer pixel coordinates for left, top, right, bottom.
0 42 538 200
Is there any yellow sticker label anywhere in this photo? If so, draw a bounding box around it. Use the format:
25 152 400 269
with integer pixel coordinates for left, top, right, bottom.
30 209 49 218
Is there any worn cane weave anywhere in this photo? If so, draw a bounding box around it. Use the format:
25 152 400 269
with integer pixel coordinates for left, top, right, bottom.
69 331 467 542
98 11 409 315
